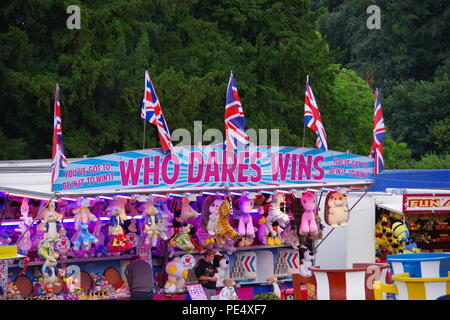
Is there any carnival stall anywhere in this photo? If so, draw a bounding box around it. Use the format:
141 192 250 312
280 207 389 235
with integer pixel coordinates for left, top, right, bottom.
0 145 375 300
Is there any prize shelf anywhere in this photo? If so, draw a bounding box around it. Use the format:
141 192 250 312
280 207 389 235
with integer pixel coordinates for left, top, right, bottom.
9 254 134 268
170 244 293 257
411 230 450 233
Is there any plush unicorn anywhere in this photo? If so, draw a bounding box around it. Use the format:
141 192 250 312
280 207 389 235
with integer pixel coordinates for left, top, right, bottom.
265 193 290 246
237 195 256 247
299 192 318 237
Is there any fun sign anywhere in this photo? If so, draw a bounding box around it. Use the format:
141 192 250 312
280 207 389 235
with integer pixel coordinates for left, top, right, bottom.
403 194 450 213
53 146 374 194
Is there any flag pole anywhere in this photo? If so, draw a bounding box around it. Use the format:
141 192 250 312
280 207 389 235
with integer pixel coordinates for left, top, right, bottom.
302 74 309 148
143 120 146 150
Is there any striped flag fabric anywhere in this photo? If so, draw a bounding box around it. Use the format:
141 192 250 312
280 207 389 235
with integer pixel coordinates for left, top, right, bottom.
141 70 174 153
51 84 68 191
369 89 386 175
304 76 328 151
224 72 250 150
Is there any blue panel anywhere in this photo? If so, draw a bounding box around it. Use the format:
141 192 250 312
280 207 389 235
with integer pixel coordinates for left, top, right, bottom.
368 170 450 191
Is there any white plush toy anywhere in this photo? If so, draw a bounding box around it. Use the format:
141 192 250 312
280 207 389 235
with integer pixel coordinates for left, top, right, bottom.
299 247 314 277
214 254 230 288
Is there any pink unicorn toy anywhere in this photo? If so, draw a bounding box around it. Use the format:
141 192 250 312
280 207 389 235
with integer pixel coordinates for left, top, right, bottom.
299 192 318 236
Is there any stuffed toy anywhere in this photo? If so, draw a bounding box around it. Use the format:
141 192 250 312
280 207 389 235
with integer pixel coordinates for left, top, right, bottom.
92 220 109 257
107 205 127 236
169 223 196 253
154 198 174 241
179 197 198 222
197 196 223 247
324 191 349 227
266 276 281 299
43 201 63 242
164 257 188 294
392 220 410 242
37 239 60 291
215 196 238 248
74 198 98 230
42 255 60 291
125 200 139 217
299 247 314 277
213 253 230 287
299 192 318 236
15 198 33 255
265 193 290 246
72 222 98 252
237 195 256 247
219 278 240 300
54 236 71 260
257 201 271 245
143 199 162 247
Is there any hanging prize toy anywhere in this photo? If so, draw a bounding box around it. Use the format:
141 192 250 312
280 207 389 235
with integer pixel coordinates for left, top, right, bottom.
265 193 290 246
72 198 98 252
237 195 256 247
15 198 33 255
143 198 162 247
215 196 238 248
299 191 319 237
169 223 196 253
107 205 132 254
43 201 63 242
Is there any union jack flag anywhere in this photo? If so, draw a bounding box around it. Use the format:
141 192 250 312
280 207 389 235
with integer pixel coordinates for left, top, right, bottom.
141 70 174 153
224 72 250 150
304 76 328 151
369 88 386 175
51 84 68 191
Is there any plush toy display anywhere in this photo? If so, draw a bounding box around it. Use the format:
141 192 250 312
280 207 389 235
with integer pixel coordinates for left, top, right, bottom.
218 279 239 300
215 197 238 248
237 195 256 247
299 192 318 236
265 193 290 246
324 191 349 227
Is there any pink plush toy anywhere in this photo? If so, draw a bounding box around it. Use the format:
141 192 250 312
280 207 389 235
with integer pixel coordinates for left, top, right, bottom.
299 192 318 236
237 195 256 247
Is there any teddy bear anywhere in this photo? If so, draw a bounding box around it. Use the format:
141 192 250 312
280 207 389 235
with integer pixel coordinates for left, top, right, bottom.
218 278 240 300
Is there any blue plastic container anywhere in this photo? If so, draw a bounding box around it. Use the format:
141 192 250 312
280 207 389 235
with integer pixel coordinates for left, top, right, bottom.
387 253 450 278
